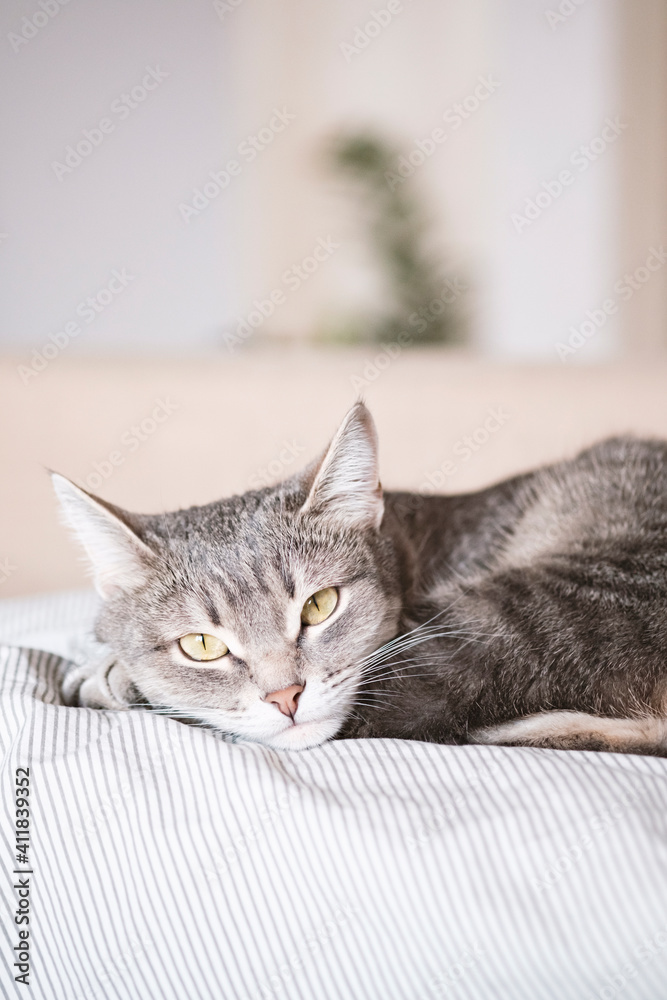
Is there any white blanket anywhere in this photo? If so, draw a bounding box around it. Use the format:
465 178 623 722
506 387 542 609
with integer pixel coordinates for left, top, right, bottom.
1 592 666 999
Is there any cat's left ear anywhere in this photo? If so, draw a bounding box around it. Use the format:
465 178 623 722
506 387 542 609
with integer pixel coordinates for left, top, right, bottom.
51 473 155 598
301 402 384 529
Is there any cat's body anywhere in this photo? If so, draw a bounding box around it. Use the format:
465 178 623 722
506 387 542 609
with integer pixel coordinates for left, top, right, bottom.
53 405 667 756
343 438 667 753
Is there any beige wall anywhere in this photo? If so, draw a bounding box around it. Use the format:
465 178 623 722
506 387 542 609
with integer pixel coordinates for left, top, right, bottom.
4 351 667 597
618 0 667 355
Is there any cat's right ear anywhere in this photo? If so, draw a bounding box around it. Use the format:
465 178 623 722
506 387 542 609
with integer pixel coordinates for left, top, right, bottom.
300 402 384 529
51 473 155 599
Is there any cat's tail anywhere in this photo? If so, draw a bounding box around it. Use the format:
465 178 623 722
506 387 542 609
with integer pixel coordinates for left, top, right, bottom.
470 710 667 756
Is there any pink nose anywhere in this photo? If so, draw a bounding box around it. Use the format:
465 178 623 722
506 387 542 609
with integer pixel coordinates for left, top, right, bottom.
264 684 304 720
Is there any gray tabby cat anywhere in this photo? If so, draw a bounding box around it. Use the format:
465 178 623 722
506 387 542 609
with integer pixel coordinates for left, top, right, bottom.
53 402 667 756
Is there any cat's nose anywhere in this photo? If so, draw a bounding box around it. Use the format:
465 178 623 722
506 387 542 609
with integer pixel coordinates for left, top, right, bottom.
264 683 304 720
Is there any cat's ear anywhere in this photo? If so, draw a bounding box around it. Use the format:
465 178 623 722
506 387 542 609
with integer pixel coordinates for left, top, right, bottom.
51 473 155 598
301 402 384 529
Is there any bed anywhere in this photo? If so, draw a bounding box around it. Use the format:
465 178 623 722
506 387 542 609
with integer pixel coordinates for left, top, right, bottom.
1 589 666 999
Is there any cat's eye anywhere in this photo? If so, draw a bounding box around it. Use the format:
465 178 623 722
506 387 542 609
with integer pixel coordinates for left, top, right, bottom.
300 587 338 626
178 633 229 661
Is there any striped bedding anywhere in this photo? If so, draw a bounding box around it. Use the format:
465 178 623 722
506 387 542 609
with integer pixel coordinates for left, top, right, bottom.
1 593 667 999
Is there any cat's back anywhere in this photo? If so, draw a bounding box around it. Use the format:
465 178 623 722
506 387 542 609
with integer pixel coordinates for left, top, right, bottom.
392 436 667 599
500 435 667 569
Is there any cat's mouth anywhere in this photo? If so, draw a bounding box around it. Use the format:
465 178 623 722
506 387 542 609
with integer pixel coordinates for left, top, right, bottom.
264 716 341 750
182 691 348 751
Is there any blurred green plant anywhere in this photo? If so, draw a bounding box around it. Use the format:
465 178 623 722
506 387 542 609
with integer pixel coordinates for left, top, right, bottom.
327 131 463 345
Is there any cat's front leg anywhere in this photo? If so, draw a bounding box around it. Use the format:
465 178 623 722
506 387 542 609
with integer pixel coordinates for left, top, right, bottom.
61 655 134 710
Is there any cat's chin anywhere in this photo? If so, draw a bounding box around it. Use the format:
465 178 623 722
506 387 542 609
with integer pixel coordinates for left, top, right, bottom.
256 716 343 752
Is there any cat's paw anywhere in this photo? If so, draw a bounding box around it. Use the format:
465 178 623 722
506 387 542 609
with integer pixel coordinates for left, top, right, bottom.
62 656 133 711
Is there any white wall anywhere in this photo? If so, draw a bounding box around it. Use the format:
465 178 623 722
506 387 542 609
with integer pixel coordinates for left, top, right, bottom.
2 0 652 363
482 0 621 360
226 0 625 361
0 0 239 357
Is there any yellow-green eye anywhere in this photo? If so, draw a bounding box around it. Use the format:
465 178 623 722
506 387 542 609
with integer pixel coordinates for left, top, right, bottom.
301 587 338 626
178 633 229 661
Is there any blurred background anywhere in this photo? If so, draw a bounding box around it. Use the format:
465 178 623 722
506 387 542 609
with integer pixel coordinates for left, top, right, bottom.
1 0 666 596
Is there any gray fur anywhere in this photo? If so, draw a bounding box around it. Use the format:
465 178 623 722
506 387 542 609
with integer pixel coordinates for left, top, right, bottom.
53 404 667 754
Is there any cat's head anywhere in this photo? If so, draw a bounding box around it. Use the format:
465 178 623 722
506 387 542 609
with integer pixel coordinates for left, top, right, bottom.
53 403 401 749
